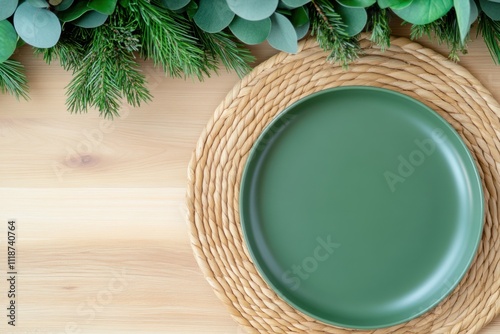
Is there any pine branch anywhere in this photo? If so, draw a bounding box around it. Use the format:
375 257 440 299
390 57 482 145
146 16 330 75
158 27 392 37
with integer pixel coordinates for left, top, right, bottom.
478 13 500 65
66 7 152 118
194 27 254 78
0 60 29 100
310 0 361 68
410 10 467 62
128 0 210 79
366 7 391 51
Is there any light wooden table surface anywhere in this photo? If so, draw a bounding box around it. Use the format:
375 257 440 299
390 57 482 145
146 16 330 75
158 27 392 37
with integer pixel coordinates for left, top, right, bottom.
1 25 500 333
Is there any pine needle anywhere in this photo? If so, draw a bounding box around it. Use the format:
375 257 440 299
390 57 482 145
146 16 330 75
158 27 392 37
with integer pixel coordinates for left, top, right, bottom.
194 27 254 78
367 7 391 51
66 7 152 118
478 14 500 65
0 60 29 100
310 0 361 69
410 10 468 62
128 0 210 79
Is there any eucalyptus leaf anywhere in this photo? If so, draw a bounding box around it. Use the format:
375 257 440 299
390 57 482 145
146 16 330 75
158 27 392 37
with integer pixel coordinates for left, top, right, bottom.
281 0 311 7
393 0 453 25
58 1 91 22
27 0 49 8
336 0 376 7
469 0 478 23
295 21 309 39
377 0 412 9
88 0 117 15
267 13 298 53
194 0 234 33
291 6 309 26
229 16 271 44
185 1 198 18
0 0 18 21
14 2 61 48
72 10 108 28
479 0 500 20
487 0 500 2
160 0 190 10
454 0 470 42
226 0 278 21
55 0 74 11
0 20 18 63
48 0 63 5
334 3 367 36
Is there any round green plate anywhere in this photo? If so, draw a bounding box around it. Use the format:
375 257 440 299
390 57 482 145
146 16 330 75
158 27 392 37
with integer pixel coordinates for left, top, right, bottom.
239 86 484 329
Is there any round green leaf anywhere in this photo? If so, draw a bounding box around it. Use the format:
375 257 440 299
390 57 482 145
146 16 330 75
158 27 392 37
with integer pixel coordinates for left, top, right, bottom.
295 21 309 39
469 0 478 23
14 2 61 48
336 0 375 7
334 4 367 36
55 0 74 11
226 0 278 21
281 0 310 7
0 20 18 63
454 0 470 42
194 0 234 33
377 0 413 9
58 1 91 22
88 0 117 15
72 10 108 28
0 0 18 21
229 16 271 44
160 0 190 10
27 0 50 8
479 0 500 20
393 0 453 24
290 6 309 26
267 13 298 53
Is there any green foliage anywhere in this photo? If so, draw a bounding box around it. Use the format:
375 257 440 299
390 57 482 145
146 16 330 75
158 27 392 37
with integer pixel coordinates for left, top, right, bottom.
478 13 500 64
366 7 391 51
411 9 467 62
2 0 500 117
65 6 151 118
0 59 28 100
310 0 361 68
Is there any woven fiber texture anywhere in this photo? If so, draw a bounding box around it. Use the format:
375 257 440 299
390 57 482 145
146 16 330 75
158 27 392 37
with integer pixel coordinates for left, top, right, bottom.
187 35 500 333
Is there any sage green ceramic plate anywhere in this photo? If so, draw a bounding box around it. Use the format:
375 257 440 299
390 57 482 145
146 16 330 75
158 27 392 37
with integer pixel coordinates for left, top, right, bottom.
239 86 484 329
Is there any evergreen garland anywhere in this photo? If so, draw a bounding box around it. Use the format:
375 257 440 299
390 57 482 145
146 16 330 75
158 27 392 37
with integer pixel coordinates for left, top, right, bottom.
1 0 500 118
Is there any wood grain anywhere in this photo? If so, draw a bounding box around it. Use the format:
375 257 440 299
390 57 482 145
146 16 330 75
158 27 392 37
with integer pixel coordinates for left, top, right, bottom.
1 23 500 333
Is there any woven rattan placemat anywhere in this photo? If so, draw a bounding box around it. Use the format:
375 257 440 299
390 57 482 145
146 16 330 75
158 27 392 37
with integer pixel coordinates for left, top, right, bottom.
187 35 500 333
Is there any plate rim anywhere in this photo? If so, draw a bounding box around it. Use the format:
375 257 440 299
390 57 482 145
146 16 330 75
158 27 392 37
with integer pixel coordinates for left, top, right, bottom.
239 85 485 329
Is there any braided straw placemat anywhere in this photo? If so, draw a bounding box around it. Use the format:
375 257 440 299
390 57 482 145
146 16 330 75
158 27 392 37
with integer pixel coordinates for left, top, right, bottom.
187 34 500 333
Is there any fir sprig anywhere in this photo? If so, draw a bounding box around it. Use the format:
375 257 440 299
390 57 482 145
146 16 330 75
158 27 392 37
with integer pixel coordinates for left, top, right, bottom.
0 60 29 100
194 27 254 78
367 7 391 51
310 0 361 68
410 10 468 62
128 0 210 79
66 7 152 118
478 14 500 65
